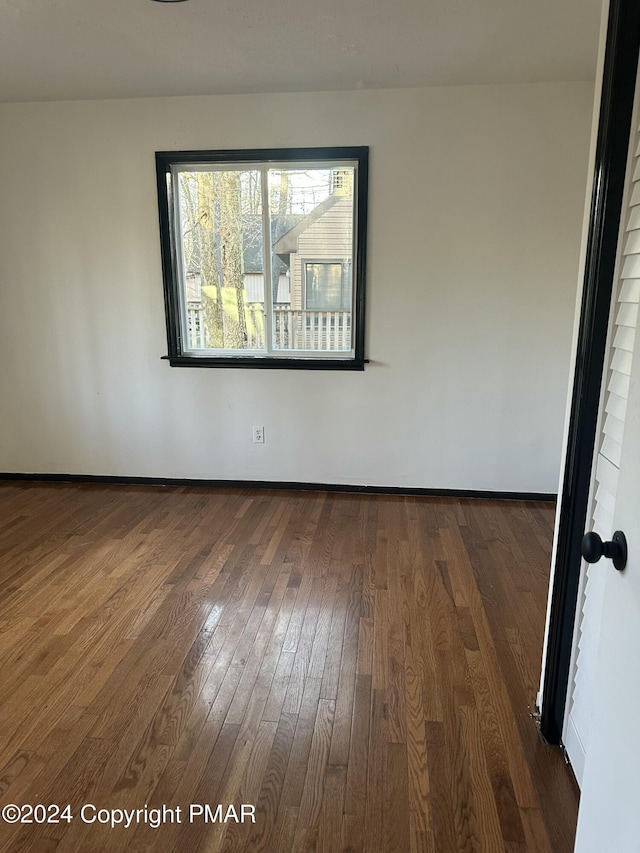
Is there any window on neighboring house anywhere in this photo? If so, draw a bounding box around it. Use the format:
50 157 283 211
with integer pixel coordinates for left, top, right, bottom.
155 147 368 369
305 262 351 311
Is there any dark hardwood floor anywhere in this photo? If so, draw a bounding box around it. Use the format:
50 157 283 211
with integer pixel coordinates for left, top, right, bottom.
0 482 578 852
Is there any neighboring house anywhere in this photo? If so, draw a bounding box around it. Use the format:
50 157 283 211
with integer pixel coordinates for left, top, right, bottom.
185 272 291 305
270 177 354 352
273 181 354 314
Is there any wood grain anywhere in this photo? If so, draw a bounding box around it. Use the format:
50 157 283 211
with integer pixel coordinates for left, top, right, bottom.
0 483 578 851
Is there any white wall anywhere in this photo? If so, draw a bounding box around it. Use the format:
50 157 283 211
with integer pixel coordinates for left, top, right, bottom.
0 84 592 490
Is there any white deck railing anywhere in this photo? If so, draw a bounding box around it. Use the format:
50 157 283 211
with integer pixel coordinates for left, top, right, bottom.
273 307 351 351
187 302 352 352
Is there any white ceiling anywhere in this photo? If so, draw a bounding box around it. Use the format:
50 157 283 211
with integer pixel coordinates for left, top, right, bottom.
0 0 602 103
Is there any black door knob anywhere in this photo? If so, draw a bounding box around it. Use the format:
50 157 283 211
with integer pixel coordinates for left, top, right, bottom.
580 530 627 571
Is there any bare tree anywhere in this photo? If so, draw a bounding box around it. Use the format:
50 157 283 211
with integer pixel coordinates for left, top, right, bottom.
218 171 247 348
197 172 224 347
277 170 290 216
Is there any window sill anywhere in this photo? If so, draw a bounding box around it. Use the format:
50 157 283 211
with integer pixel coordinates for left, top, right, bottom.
161 356 367 371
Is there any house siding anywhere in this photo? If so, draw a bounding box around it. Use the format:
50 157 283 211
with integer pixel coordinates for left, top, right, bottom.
290 196 354 309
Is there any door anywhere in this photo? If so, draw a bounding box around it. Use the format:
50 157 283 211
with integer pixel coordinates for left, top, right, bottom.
539 0 640 749
569 28 640 847
563 92 640 787
573 293 640 850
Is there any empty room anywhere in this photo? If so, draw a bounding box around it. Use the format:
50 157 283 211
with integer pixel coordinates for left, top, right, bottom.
1 0 639 851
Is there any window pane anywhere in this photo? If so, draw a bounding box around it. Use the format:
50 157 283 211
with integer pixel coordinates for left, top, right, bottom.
269 167 354 353
177 169 265 351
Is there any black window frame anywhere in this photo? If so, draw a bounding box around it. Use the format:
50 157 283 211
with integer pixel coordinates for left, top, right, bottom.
155 147 369 370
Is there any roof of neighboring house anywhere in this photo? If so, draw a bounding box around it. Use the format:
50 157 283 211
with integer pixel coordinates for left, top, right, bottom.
272 195 341 256
242 213 303 273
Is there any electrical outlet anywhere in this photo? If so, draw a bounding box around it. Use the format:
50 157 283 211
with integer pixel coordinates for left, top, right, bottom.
252 425 265 444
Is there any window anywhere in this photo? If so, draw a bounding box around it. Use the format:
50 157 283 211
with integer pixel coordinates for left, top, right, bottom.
305 262 351 311
156 147 368 369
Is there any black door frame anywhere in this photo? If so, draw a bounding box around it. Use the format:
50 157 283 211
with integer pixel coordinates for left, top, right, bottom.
540 0 640 745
